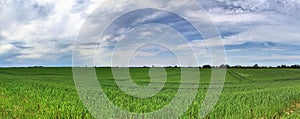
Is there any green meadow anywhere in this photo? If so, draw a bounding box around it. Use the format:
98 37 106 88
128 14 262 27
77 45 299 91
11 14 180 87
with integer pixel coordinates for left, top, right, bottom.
0 67 300 118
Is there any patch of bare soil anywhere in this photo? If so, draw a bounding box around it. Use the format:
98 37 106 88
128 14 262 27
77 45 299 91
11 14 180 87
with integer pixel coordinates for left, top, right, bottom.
284 102 300 115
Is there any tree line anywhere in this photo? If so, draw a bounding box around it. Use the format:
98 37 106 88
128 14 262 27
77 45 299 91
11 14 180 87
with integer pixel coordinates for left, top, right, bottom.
160 64 300 68
204 64 300 68
10 64 300 68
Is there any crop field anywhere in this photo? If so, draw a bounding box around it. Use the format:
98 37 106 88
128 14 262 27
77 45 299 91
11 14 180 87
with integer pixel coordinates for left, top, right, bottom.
0 67 300 118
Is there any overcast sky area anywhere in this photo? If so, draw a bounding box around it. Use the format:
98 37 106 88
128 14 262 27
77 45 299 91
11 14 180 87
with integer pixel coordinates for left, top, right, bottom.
0 0 300 67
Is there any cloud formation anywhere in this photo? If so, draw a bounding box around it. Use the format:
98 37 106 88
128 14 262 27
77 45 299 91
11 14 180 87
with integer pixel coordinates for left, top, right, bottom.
0 0 300 66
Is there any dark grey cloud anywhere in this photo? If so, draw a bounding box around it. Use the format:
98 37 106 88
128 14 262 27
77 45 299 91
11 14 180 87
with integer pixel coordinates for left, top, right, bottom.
198 0 299 14
10 41 33 49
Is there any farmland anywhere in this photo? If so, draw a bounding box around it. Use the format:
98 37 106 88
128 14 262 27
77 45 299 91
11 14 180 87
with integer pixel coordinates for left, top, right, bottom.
0 67 300 118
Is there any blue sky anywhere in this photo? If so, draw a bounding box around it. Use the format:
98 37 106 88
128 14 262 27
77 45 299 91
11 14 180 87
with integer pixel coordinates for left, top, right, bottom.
1 0 300 67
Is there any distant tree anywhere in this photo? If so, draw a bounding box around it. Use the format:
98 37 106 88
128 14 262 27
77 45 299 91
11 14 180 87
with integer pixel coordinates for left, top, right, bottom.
203 65 212 68
233 65 242 68
219 64 225 68
291 64 300 68
261 66 267 68
276 65 289 68
33 66 43 68
253 64 259 68
277 65 281 68
220 64 230 68
281 65 287 68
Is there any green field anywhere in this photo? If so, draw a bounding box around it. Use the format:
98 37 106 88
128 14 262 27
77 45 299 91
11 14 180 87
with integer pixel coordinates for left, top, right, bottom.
1 67 300 118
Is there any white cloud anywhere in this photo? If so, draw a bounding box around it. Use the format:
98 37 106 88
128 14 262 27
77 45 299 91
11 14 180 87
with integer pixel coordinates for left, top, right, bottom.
209 12 266 24
0 41 14 55
0 0 100 65
221 24 300 46
256 55 300 61
132 11 170 25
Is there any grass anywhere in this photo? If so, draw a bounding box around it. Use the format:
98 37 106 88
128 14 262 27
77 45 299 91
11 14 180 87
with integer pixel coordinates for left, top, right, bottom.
0 67 300 118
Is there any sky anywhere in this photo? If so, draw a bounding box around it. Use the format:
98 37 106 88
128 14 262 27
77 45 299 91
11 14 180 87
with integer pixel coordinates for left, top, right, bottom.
0 0 300 67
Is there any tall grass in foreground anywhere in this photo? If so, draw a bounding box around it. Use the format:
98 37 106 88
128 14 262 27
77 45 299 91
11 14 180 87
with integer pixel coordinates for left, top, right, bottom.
0 68 300 118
